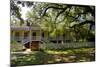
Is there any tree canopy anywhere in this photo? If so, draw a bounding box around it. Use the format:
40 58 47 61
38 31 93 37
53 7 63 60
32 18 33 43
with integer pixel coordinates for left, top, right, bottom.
10 0 95 42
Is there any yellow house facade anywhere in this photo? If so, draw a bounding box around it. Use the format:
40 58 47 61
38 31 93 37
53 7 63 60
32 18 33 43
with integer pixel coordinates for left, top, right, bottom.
11 23 72 50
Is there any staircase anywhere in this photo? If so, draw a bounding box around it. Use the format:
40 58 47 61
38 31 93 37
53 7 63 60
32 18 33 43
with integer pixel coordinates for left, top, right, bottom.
22 36 41 44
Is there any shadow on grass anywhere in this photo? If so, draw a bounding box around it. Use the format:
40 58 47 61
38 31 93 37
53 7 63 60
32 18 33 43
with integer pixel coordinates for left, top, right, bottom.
11 51 54 66
11 48 95 67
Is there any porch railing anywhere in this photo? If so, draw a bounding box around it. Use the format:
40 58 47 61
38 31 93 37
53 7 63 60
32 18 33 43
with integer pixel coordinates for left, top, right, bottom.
11 36 71 44
11 36 22 41
41 36 71 41
11 36 41 44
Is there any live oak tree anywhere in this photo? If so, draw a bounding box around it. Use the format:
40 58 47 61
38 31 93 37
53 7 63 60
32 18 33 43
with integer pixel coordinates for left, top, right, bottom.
26 2 95 42
11 0 95 42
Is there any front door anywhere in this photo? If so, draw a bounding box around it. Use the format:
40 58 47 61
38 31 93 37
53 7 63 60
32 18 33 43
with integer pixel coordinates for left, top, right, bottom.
31 32 39 50
31 41 39 51
32 32 36 40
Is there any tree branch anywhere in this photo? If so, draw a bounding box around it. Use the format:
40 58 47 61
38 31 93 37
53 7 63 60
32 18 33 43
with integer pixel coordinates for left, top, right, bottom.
70 20 95 28
41 6 68 17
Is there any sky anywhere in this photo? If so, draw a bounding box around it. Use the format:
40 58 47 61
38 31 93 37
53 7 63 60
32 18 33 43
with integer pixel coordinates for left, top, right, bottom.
18 4 31 20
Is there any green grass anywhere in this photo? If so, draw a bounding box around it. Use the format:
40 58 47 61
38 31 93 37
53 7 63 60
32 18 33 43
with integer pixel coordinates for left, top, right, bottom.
11 48 95 66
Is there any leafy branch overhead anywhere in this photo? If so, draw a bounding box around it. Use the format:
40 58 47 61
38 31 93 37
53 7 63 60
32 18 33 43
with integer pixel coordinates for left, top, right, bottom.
41 5 95 27
10 0 95 41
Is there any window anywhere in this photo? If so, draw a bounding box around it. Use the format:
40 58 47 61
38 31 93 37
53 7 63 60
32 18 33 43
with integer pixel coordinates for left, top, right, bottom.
15 32 20 37
32 32 36 36
24 31 29 37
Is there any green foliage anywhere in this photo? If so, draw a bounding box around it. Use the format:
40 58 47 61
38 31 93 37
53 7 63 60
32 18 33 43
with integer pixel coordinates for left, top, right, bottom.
11 1 95 42
11 40 23 52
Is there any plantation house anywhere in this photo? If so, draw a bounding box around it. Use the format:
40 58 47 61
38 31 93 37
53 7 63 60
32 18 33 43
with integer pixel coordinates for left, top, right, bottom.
11 21 95 51
11 21 74 50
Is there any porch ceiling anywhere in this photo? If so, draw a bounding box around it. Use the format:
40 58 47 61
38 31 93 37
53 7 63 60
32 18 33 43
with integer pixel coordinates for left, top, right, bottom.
11 26 41 31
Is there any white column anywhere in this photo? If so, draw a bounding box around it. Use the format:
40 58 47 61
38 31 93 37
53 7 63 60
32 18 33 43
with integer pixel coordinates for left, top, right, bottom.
12 31 15 40
29 30 32 49
20 31 26 50
61 35 64 44
39 29 41 49
21 31 24 44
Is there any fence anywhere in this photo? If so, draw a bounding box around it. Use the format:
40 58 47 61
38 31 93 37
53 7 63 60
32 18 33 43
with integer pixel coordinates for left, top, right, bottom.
39 42 95 49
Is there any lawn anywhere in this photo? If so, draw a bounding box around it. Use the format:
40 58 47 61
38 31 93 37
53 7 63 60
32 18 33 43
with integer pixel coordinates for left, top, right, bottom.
11 48 95 66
